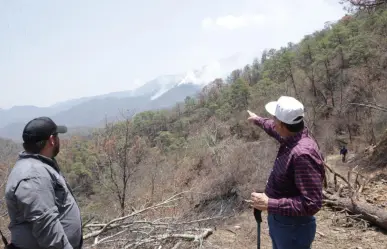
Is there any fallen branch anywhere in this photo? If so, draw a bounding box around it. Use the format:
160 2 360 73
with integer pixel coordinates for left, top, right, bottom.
359 173 375 193
348 102 387 112
321 159 387 231
83 192 217 248
82 216 95 229
172 242 182 249
84 191 187 240
96 228 129 245
324 163 351 187
324 191 387 230
316 231 326 237
123 229 213 249
85 216 226 230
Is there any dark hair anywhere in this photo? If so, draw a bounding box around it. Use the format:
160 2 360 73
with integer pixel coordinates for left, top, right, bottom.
23 140 47 154
23 133 58 154
283 116 304 133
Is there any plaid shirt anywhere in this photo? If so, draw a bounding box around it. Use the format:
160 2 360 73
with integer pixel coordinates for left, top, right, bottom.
253 117 325 216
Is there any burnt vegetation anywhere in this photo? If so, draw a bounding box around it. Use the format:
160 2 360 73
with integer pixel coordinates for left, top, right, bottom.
1 3 387 249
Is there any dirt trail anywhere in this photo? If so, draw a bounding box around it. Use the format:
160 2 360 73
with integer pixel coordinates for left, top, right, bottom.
326 153 355 175
204 153 387 249
206 209 387 249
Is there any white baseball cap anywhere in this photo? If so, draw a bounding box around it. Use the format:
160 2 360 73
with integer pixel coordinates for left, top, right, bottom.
265 96 304 124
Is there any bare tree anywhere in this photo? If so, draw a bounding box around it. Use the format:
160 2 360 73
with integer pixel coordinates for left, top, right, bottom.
0 139 21 239
147 147 165 204
96 110 147 216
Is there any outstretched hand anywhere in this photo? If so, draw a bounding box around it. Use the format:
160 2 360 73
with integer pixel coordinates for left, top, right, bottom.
247 110 258 121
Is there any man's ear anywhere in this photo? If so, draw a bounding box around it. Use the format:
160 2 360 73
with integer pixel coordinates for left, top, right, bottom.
48 135 56 146
279 121 287 131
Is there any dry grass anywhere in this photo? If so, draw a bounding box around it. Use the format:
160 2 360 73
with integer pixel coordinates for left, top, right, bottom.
201 206 387 249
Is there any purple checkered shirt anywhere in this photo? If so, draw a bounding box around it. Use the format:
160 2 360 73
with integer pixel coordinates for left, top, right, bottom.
254 117 325 216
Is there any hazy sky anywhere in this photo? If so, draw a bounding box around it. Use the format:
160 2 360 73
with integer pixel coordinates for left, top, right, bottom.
0 0 346 109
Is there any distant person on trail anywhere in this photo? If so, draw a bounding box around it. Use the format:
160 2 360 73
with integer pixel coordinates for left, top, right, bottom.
340 146 348 163
3 117 83 249
247 96 325 249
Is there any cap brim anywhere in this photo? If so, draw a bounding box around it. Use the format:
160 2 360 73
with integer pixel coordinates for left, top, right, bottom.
265 101 277 116
56 125 68 134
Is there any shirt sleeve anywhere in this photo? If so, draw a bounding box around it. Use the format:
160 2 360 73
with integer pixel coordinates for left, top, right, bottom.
14 177 73 249
267 153 324 216
252 117 284 143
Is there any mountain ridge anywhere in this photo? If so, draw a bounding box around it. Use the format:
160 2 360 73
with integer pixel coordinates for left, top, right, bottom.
0 53 253 141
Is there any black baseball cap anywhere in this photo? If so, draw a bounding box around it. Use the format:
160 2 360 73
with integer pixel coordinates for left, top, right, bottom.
22 117 67 143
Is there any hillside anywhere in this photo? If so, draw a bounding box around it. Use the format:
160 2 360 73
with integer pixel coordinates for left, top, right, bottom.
1 4 387 249
0 54 252 141
0 138 21 235
0 137 20 164
52 7 387 247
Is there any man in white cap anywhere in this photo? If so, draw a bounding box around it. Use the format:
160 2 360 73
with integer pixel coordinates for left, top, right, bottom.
247 96 325 249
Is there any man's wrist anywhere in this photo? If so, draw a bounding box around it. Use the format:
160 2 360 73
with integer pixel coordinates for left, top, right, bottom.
253 116 263 126
268 198 279 213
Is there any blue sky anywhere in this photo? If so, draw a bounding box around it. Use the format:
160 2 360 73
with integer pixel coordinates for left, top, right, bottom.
0 0 346 109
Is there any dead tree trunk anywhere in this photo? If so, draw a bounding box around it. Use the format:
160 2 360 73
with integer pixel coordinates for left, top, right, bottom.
323 163 387 231
324 192 387 230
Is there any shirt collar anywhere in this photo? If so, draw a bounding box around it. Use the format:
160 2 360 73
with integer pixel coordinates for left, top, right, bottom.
19 151 61 173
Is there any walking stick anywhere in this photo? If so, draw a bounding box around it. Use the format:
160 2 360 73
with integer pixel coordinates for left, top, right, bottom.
254 208 262 249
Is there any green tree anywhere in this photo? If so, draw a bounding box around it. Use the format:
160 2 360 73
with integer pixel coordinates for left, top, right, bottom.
229 78 250 111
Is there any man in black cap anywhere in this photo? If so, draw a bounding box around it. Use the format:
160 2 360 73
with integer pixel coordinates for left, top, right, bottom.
4 117 83 249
